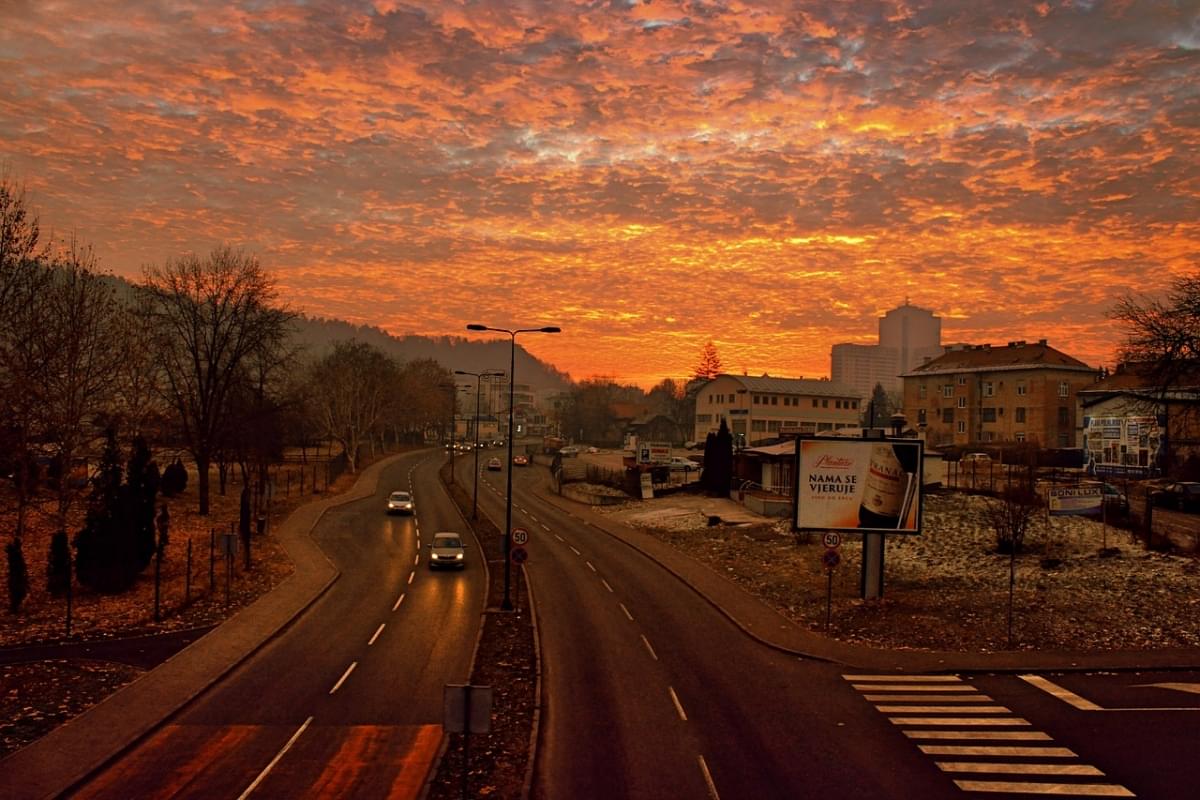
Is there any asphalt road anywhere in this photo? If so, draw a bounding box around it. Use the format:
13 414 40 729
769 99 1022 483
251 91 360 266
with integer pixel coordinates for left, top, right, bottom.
466 452 1200 799
70 449 486 799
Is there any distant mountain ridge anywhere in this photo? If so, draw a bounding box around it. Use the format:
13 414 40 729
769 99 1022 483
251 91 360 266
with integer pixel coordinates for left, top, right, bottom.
293 316 573 391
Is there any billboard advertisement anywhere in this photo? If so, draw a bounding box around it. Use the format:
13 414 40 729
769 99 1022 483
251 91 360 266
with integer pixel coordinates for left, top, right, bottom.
793 438 924 534
1046 485 1102 516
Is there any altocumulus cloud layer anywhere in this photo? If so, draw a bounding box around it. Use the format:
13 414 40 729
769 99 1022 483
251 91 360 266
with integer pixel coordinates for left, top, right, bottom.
2 0 1198 385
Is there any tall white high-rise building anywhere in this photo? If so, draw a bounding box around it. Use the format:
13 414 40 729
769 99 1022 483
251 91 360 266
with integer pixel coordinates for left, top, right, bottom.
830 301 942 398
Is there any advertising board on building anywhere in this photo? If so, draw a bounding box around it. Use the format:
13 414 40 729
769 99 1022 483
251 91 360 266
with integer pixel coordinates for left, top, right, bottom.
793 438 924 534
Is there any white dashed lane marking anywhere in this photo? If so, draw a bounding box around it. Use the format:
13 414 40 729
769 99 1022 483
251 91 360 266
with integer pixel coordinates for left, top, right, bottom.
844 674 1134 797
368 623 385 646
329 662 357 695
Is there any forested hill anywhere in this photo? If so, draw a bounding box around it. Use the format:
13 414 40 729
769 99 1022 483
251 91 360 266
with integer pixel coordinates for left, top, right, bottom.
292 316 572 391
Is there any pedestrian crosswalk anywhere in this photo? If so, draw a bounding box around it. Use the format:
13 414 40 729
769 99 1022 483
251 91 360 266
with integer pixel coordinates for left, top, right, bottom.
844 674 1135 797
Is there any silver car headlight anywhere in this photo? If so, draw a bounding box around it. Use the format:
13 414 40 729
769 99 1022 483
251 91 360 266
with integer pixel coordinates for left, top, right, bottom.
455 553 463 560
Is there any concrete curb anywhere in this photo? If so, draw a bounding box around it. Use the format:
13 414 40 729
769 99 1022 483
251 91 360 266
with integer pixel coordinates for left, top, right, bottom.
535 482 1200 674
0 451 413 800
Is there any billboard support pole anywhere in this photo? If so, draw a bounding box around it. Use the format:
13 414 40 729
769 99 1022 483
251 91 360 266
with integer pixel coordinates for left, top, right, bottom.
861 534 884 599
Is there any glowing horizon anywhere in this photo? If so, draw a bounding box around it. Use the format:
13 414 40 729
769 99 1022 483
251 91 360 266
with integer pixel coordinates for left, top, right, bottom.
2 1 1197 388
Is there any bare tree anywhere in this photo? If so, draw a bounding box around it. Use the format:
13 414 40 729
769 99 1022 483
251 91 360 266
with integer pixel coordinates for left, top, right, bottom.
0 175 53 540
40 237 126 528
109 295 167 440
393 358 455 443
308 340 398 473
1111 274 1200 387
982 487 1042 648
140 246 294 515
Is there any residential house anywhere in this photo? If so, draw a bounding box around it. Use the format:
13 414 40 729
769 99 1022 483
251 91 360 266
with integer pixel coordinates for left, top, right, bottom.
693 374 861 447
901 340 1099 448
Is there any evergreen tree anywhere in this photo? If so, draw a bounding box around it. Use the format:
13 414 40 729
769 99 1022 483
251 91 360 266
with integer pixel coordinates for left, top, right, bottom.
125 437 160 572
7 537 28 613
47 529 71 596
74 428 151 592
161 458 187 497
692 341 723 382
701 418 735 496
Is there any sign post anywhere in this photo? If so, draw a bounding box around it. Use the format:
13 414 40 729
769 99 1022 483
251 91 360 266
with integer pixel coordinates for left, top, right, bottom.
511 545 528 611
821 542 841 631
444 684 493 800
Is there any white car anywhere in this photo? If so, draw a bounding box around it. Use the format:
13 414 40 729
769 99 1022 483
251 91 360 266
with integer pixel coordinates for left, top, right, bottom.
559 445 581 456
386 490 414 515
668 456 701 471
428 532 467 570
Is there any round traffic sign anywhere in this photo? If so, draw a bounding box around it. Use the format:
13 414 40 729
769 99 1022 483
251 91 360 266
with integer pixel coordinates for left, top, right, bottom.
822 532 842 549
821 548 841 570
511 527 529 546
511 546 528 564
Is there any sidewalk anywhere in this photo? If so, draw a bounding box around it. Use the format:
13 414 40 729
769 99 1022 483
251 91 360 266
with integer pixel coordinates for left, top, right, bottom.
533 483 1200 674
0 452 408 800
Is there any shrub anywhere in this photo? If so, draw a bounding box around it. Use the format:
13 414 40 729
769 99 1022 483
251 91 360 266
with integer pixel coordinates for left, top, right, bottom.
47 529 71 596
7 537 29 613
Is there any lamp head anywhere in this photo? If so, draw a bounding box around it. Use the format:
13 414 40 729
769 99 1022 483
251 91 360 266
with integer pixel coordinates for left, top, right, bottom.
466 324 487 331
540 326 561 333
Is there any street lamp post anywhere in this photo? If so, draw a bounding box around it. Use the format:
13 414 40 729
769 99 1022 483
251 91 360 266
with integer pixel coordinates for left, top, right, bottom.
440 383 469 484
456 369 504 519
467 323 560 611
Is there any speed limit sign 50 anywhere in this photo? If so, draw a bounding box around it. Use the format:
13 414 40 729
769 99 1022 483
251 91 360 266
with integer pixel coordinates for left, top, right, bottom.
511 527 529 546
822 532 842 549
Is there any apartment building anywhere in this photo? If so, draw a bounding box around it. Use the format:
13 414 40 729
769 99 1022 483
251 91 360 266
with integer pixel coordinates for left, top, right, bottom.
693 374 861 447
830 301 943 398
901 340 1099 448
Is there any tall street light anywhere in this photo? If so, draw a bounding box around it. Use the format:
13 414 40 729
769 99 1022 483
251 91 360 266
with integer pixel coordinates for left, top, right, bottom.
455 368 504 520
466 323 561 611
440 383 469 485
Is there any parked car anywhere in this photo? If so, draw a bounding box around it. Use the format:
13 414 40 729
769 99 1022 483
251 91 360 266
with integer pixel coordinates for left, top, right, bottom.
386 490 414 515
1100 483 1129 514
1150 481 1200 513
487 457 503 471
559 445 581 456
961 452 991 465
512 454 529 466
586 446 599 454
668 456 701 472
428 532 467 570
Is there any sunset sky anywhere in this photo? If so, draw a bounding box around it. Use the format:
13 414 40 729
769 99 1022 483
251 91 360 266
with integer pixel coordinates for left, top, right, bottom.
2 1 1197 387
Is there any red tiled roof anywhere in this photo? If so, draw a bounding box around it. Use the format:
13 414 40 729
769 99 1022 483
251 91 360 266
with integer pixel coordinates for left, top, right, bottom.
904 340 1093 376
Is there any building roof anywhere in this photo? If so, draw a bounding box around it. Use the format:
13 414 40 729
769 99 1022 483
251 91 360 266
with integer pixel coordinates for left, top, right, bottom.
902 339 1094 377
704 373 860 398
1079 361 1200 403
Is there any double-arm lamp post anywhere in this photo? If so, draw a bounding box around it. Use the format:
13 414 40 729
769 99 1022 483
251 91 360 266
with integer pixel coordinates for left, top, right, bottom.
466 323 560 611
440 383 469 484
455 368 505 519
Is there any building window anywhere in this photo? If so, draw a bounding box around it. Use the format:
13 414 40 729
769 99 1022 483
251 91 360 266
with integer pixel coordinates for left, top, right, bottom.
957 397 966 408
1058 407 1069 427
851 400 858 410
1016 381 1026 396
817 422 833 432
1015 432 1025 442
1015 407 1026 423
919 385 927 399
771 396 778 406
956 421 966 433
983 381 994 397
1059 381 1069 398
942 385 954 398
751 420 766 432
812 399 818 408
696 414 712 424
942 408 954 423
822 399 828 408
1059 433 1070 446
768 420 781 432
918 409 927 424
835 400 841 409
957 376 967 386
982 407 996 423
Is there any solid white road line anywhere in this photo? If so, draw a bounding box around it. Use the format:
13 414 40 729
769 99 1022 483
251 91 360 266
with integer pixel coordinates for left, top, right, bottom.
905 730 1052 741
641 635 658 660
889 717 1031 726
586 561 596 572
392 594 405 611
918 745 1077 757
329 662 357 694
368 623 385 646
937 763 1104 776
601 579 614 593
952 780 1133 796
237 716 313 800
697 755 721 800
668 687 688 721
619 603 634 621
1020 674 1104 711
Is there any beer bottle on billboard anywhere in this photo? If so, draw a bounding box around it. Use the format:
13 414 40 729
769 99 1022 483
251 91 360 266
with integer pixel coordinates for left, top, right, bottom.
858 442 917 529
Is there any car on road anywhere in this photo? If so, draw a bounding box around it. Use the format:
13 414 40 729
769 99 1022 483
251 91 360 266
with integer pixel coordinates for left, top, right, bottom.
1150 481 1200 513
586 446 599 454
428 532 467 570
487 457 503 471
667 456 701 471
386 490 414 515
558 445 581 456
512 454 529 466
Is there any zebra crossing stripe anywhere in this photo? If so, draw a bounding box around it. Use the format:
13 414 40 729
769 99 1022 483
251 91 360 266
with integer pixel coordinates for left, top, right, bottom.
952 780 1134 796
876 705 1008 714
938 763 1104 776
844 674 963 682
889 716 1031 726
905 731 1052 741
853 683 976 692
864 694 993 702
919 745 1077 758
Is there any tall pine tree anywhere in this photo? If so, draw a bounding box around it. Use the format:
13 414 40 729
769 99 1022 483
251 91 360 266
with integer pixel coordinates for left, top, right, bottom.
692 341 723 382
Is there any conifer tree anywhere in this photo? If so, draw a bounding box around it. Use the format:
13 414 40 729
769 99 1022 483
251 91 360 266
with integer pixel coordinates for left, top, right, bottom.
6 537 28 613
47 529 71 596
692 341 723 382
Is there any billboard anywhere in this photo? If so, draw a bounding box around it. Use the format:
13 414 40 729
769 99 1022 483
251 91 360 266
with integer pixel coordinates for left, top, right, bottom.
793 438 924 534
1046 485 1102 516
